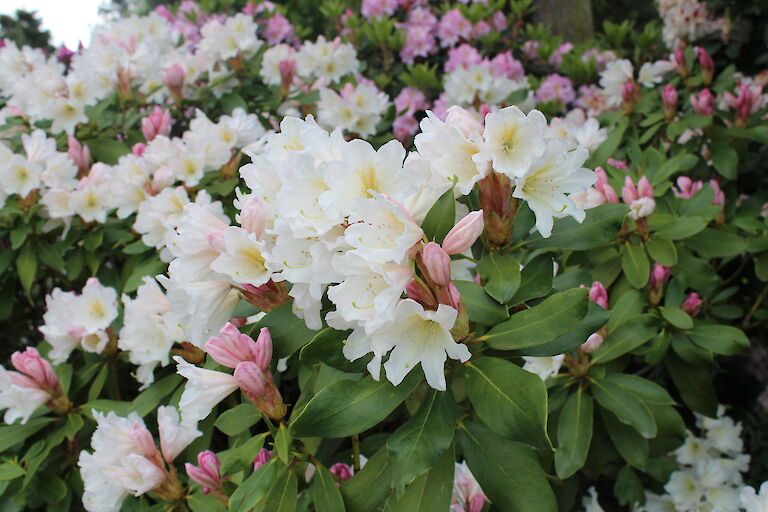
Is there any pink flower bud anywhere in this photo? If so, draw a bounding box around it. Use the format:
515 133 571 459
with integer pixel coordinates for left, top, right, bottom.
594 167 619 204
132 142 147 157
681 292 703 317
442 211 484 255
662 84 678 118
673 47 687 76
329 463 354 481
637 176 653 199
649 263 671 291
151 165 174 191
238 196 266 237
7 371 42 390
697 47 714 85
141 107 173 142
607 158 630 171
406 278 438 309
580 332 604 353
57 45 75 65
205 322 259 369
445 105 483 138
186 451 222 491
672 176 703 199
253 448 272 471
279 59 297 92
253 328 273 371
690 89 714 116
709 179 725 207
67 136 90 174
11 347 59 390
448 281 461 310
621 81 637 105
234 361 267 397
130 423 159 459
588 282 609 309
163 64 185 96
468 493 487 512
422 242 452 286
621 176 638 205
207 231 227 253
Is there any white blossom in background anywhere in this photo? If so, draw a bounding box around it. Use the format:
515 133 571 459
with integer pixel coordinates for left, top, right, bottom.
522 355 565 381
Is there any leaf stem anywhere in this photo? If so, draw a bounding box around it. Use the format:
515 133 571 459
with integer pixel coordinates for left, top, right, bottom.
351 434 361 472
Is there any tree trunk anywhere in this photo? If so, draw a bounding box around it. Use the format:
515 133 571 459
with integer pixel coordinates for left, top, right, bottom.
532 0 595 43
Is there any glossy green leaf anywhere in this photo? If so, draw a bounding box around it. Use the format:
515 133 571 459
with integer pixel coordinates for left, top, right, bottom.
387 389 457 491
600 407 649 469
517 302 610 357
228 460 278 512
250 303 317 358
16 244 37 295
262 468 298 512
459 421 556 512
509 255 553 305
421 187 455 244
275 424 292 463
600 374 675 405
687 322 749 355
291 371 421 438
477 252 521 303
0 463 25 481
592 380 657 438
650 215 708 240
453 281 508 325
646 236 677 266
621 243 650 289
389 447 454 512
659 306 693 329
482 288 588 350
215 403 260 436
526 204 628 250
591 315 659 363
219 433 267 475
685 228 747 258
300 328 369 373
555 389 593 479
665 353 717 417
312 466 346 512
465 357 550 451
341 447 392 512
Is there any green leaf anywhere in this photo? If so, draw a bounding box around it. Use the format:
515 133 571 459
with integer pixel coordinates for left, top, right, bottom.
420 187 455 244
85 138 130 164
665 353 717 417
517 302 610 357
659 306 693 330
300 328 368 373
31 472 67 504
600 407 648 469
387 389 457 491
459 421 556 512
591 315 659 364
188 493 228 512
215 404 261 436
614 465 645 506
509 255 553 305
340 448 392 512
606 290 644 332
687 322 749 355
250 303 317 358
389 447 454 512
710 140 738 179
555 389 593 479
621 243 650 289
453 281 508 325
16 244 37 295
685 228 747 258
312 466 346 512
586 116 628 168
275 424 292 463
646 236 677 266
650 215 708 240
262 468 298 512
525 204 627 250
131 374 181 416
483 288 588 350
221 92 248 113
122 240 151 255
87 364 109 402
219 433 268 475
592 380 657 438
0 463 25 481
228 460 278 512
477 252 521 303
465 357 551 451
600 374 675 405
291 371 421 438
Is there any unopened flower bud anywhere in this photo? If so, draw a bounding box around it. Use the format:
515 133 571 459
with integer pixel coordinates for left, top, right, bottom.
163 64 185 100
697 47 714 85
238 196 266 238
11 347 59 389
690 89 714 115
141 107 173 142
422 242 452 286
205 322 258 369
130 423 159 459
637 176 653 199
588 282 609 309
185 451 222 491
279 59 297 95
662 84 678 119
442 211 484 255
253 328 273 371
329 463 354 481
621 81 637 106
67 136 90 174
446 105 483 138
406 278 438 309
681 292 703 317
234 361 267 397
580 333 604 353
151 165 174 191
132 142 147 157
649 263 671 291
673 47 687 77
253 448 272 471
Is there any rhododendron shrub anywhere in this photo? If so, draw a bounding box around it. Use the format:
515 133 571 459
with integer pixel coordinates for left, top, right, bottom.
0 1 767 511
